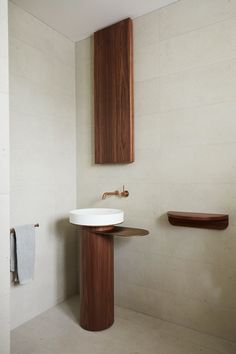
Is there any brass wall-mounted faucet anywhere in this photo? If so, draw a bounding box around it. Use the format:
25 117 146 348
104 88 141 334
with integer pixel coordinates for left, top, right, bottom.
102 185 129 200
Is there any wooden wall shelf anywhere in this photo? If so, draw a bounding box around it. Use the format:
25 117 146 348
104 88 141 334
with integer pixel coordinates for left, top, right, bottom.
95 226 149 237
167 211 229 230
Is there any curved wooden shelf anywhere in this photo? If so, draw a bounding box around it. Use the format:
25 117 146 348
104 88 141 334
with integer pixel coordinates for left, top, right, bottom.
167 211 228 230
95 226 149 237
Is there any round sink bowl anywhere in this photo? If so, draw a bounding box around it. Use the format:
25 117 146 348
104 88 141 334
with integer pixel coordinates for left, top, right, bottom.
69 208 124 226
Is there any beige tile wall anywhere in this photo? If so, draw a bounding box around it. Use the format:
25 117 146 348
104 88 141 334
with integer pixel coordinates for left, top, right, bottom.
0 0 10 352
76 0 236 341
9 3 77 329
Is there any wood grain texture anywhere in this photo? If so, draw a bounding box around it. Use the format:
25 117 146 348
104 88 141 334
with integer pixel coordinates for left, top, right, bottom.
80 226 114 331
94 18 134 163
167 211 229 230
95 226 149 237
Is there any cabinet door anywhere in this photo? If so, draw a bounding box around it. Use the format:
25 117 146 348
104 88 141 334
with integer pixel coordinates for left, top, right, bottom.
94 18 134 164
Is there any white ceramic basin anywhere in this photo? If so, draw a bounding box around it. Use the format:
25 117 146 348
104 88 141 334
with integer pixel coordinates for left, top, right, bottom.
69 208 124 226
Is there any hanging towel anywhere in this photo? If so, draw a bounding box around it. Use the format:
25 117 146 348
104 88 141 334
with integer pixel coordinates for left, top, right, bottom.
10 231 16 272
10 224 35 285
10 231 18 283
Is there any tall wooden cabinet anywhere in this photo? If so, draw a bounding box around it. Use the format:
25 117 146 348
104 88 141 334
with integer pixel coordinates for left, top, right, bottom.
94 18 134 164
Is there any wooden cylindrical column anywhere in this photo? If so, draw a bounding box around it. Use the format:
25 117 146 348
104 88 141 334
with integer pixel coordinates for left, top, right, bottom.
79 226 114 331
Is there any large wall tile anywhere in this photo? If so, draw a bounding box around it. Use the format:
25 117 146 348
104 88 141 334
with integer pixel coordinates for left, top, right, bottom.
0 294 10 354
0 92 9 194
159 0 236 40
0 16 9 92
9 37 54 87
9 2 54 55
160 60 236 112
160 144 236 184
134 11 159 47
135 78 160 116
134 43 159 82
160 18 236 75
135 114 160 150
160 102 236 147
0 194 9 259
53 31 75 68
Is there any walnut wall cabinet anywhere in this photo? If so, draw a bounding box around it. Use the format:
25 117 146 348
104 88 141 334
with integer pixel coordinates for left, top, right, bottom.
94 18 134 164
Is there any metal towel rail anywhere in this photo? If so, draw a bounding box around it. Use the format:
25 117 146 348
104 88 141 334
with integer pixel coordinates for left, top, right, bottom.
10 223 39 233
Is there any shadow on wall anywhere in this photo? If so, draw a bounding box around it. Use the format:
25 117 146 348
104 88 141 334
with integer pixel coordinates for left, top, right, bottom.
55 218 78 304
114 235 132 250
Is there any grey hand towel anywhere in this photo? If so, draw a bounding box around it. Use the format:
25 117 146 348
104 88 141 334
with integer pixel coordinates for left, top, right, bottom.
10 231 16 272
10 231 18 283
11 224 36 285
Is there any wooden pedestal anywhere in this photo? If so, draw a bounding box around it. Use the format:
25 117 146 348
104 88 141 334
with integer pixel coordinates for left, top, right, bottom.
79 226 114 331
79 225 149 331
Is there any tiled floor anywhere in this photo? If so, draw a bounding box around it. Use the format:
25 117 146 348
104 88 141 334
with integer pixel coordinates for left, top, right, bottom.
11 296 236 354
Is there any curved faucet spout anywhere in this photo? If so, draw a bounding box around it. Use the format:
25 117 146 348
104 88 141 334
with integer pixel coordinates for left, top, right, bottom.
102 186 129 200
102 191 119 200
